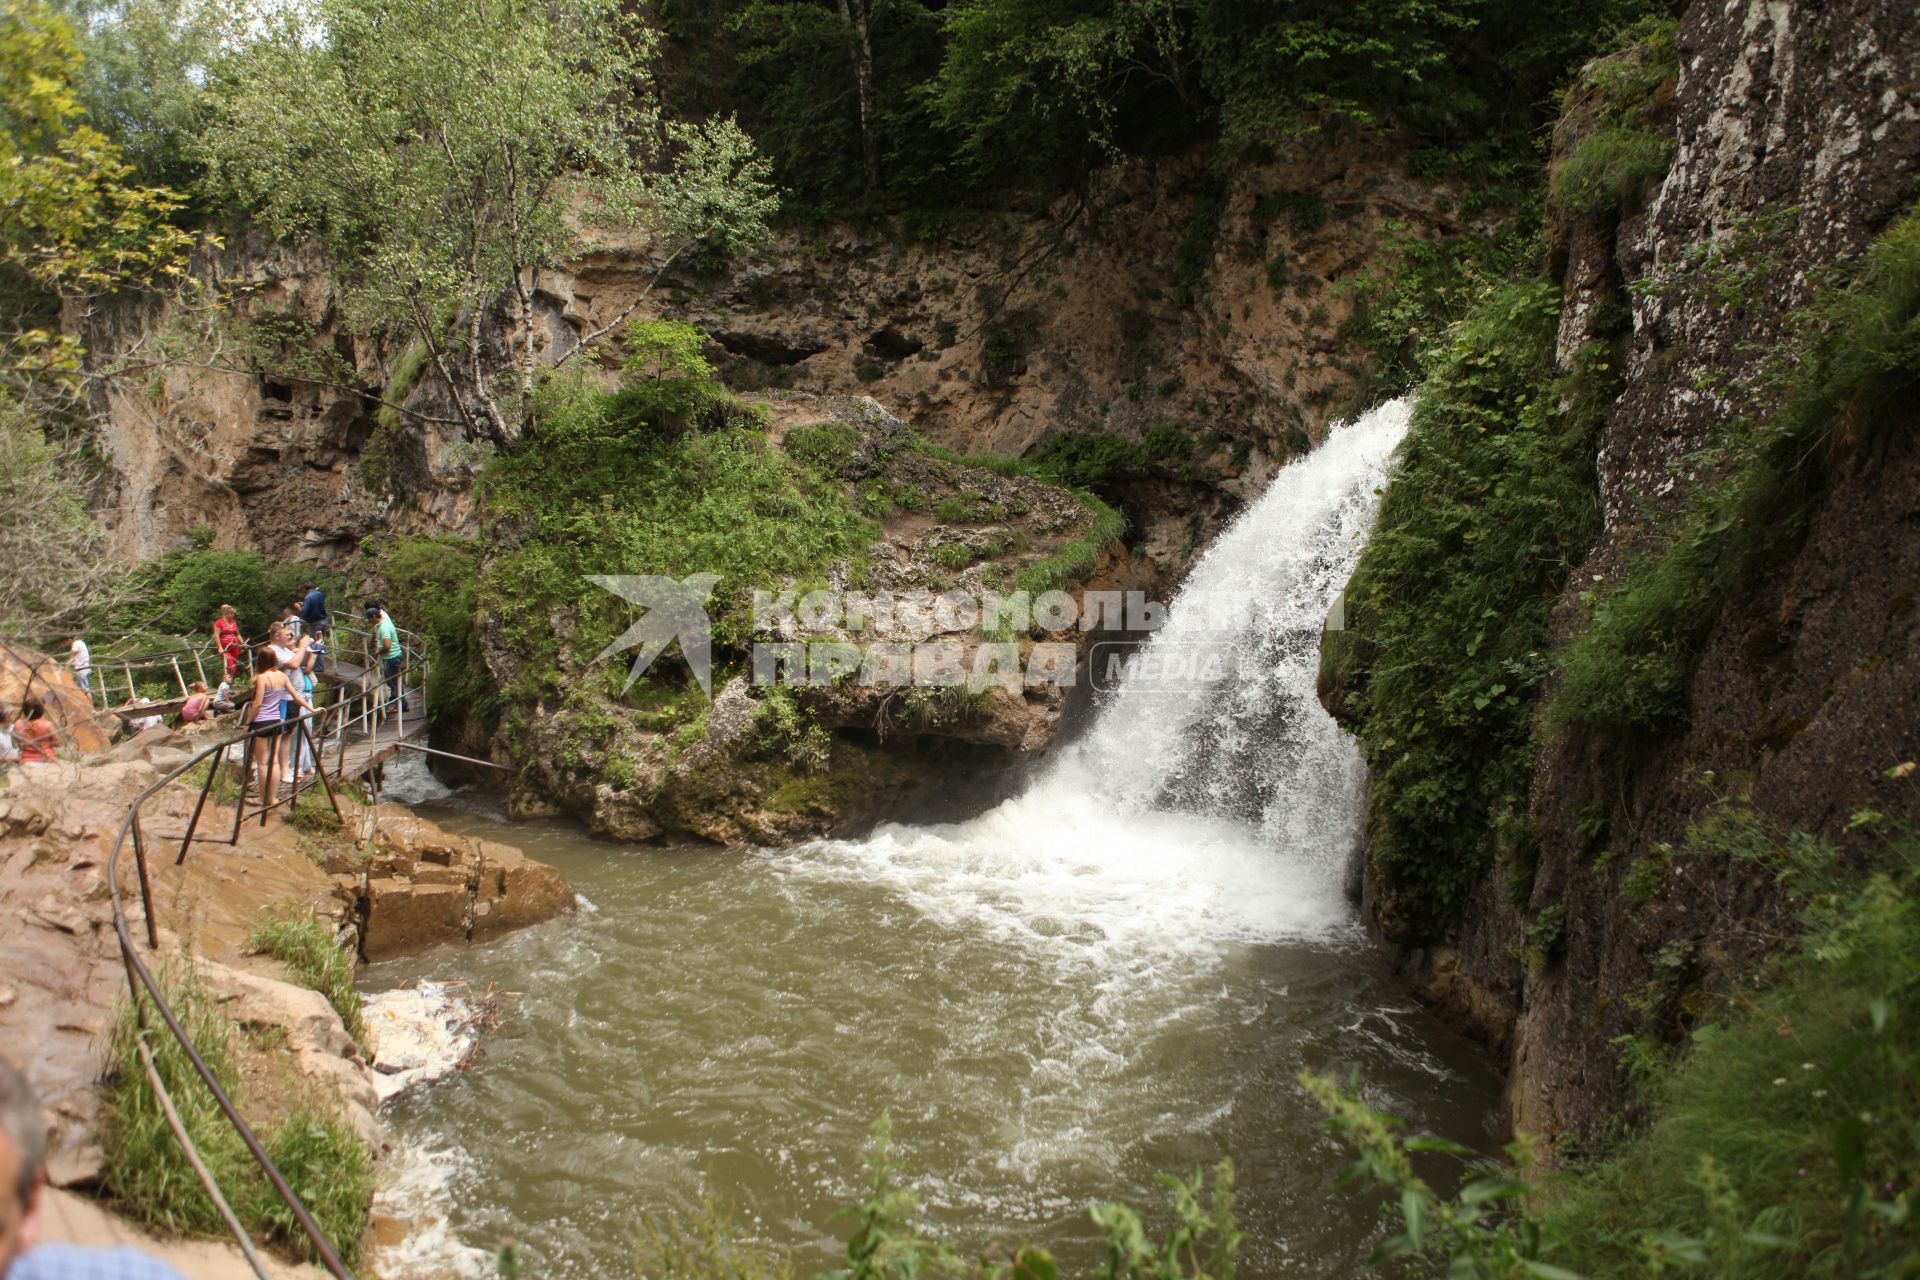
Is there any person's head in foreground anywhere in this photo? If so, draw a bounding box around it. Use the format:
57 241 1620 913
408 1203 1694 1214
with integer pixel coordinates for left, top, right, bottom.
0 1060 47 1272
1 1061 188 1279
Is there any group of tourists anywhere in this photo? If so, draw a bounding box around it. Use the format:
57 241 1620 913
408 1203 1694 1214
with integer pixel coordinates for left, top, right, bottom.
12 581 412 789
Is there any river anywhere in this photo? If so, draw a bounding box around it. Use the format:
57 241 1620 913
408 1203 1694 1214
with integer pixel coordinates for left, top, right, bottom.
364 399 1503 1277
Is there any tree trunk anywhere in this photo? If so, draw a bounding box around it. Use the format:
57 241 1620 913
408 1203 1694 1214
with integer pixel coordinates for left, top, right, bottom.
405 289 479 443
837 0 880 191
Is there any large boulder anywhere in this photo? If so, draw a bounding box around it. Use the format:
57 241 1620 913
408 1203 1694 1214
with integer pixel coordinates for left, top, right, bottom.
0 644 112 755
352 807 574 960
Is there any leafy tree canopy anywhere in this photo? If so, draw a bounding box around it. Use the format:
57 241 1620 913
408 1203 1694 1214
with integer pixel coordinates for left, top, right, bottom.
197 0 779 442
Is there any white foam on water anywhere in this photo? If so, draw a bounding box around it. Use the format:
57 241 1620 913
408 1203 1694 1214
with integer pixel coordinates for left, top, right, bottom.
778 399 1411 976
366 1141 493 1280
377 751 459 805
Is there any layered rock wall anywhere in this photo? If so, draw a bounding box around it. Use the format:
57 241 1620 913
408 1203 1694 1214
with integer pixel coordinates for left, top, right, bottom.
1389 0 1920 1140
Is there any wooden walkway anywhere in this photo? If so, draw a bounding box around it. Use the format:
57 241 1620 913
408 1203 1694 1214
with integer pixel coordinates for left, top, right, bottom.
312 657 427 784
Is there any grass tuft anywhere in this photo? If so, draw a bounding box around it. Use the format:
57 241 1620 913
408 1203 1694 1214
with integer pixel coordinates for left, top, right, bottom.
246 904 364 1043
99 959 371 1263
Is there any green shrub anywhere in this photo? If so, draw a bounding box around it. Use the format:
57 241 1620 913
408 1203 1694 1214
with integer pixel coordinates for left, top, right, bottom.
785 421 863 473
1011 495 1126 599
285 788 343 836
1251 190 1328 234
100 962 251 1240
752 686 831 773
1320 282 1608 922
256 1107 374 1264
111 534 334 641
1029 433 1153 492
1312 796 1920 1279
1508 902 1569 970
99 960 371 1263
1550 127 1674 217
816 1118 1239 1280
1335 220 1542 390
246 904 363 1043
360 534 494 736
481 363 877 663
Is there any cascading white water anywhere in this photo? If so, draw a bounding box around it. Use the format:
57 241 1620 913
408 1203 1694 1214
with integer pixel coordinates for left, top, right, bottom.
776 397 1412 956
368 398 1466 1280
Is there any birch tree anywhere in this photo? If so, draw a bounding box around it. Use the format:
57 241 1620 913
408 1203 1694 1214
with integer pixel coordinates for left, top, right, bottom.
198 0 778 446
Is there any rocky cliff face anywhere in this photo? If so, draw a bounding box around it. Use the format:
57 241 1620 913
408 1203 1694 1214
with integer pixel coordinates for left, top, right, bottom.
1390 0 1920 1141
81 139 1460 576
76 136 1465 844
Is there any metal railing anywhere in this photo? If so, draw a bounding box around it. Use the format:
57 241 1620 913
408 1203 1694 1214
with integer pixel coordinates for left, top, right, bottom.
99 616 446 1277
81 640 227 713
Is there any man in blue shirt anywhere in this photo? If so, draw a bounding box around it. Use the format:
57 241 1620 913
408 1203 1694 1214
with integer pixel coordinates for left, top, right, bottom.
300 583 328 674
1 1063 187 1280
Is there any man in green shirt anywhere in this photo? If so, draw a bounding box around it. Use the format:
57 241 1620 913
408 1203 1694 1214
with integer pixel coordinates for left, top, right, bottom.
364 605 410 715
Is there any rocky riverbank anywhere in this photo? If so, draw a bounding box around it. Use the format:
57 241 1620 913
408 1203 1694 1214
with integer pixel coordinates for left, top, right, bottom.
0 730 573 1266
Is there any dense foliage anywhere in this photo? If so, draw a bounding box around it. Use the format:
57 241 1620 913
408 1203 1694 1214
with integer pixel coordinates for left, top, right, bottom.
0 0 193 636
1312 789 1920 1278
196 0 778 444
1318 281 1608 920
475 325 876 696
106 532 338 643
649 0 1657 216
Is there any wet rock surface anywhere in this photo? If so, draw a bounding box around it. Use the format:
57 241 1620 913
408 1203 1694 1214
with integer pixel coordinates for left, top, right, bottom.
0 736 571 1221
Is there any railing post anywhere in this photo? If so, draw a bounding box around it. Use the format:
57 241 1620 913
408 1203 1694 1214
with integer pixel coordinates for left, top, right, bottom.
229 730 251 844
175 750 220 865
286 716 303 816
130 813 159 951
169 656 189 698
336 695 351 777
302 718 348 828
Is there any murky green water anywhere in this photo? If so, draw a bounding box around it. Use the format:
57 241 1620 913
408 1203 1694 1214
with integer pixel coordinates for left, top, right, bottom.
363 405 1499 1277
367 800 1500 1278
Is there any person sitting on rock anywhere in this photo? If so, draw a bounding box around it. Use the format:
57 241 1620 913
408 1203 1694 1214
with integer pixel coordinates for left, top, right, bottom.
1 1061 189 1279
211 679 236 713
178 682 209 725
11 702 56 765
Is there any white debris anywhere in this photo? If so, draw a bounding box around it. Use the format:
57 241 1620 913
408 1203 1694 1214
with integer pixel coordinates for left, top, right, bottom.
362 979 494 1103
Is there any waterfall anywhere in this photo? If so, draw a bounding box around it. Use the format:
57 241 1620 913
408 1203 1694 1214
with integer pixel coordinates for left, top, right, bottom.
782 397 1412 954
369 398 1478 1280
1069 395 1413 877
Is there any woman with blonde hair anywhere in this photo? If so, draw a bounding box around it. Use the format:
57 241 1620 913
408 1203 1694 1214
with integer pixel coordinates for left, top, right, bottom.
213 604 243 678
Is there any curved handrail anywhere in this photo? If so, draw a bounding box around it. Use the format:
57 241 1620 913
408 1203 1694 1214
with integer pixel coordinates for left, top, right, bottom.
100 649 434 1276
104 707 381 1277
